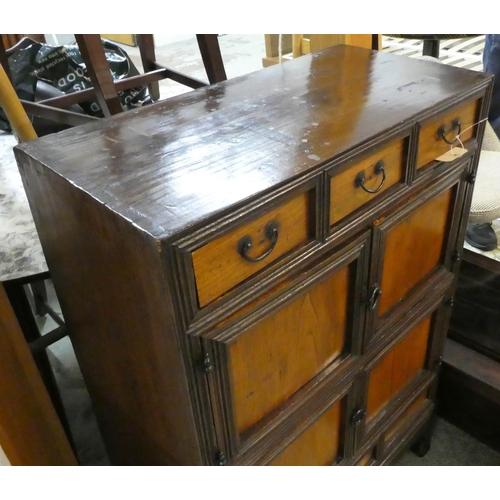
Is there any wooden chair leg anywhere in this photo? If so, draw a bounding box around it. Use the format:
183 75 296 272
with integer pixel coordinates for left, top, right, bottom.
31 280 48 316
74 34 123 117
136 34 160 101
196 34 227 84
423 40 440 58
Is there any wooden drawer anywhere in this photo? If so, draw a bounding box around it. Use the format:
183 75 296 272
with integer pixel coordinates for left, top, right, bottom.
267 398 345 466
356 449 376 466
192 192 312 307
417 99 479 170
366 315 432 423
330 137 407 226
384 391 428 446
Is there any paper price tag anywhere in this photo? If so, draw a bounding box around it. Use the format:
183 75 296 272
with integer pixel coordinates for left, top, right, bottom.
435 147 468 162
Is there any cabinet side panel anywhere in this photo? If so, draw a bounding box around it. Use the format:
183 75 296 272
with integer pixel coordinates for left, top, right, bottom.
16 152 202 465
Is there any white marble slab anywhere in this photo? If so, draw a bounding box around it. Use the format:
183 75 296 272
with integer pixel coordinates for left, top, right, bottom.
0 131 48 282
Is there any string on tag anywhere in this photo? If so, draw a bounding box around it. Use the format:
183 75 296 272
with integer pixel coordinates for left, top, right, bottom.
449 117 489 152
436 117 489 163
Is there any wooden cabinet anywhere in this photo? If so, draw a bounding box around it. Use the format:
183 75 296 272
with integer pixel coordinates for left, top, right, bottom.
14 46 493 465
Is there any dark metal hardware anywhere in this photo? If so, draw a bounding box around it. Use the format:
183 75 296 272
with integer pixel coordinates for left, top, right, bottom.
369 286 383 310
216 451 227 466
355 160 386 194
466 173 476 184
238 220 279 263
350 408 367 426
203 352 213 373
446 297 455 308
451 250 461 263
435 356 443 368
438 119 461 145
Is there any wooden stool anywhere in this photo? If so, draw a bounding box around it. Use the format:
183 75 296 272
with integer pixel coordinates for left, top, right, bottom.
0 34 227 126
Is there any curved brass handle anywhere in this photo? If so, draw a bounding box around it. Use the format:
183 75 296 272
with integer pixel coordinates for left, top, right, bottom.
438 118 461 145
355 160 386 194
238 221 279 263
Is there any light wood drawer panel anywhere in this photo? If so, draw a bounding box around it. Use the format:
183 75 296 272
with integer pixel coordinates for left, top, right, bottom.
417 100 479 169
384 392 427 444
268 399 342 466
193 193 311 307
356 449 375 466
366 315 432 421
330 138 406 226
229 265 350 435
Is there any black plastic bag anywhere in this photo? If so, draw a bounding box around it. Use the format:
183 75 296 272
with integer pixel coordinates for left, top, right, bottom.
0 37 149 133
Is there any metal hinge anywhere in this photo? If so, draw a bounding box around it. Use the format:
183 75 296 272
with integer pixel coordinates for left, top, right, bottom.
216 451 227 466
350 408 367 427
202 351 213 374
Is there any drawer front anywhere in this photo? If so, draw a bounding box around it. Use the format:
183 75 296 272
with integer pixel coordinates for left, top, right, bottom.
192 192 312 307
267 398 344 466
356 449 376 466
366 315 432 422
330 138 407 226
384 391 428 445
417 99 479 170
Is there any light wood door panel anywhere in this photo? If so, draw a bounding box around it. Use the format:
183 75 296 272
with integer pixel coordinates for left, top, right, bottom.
229 265 350 434
378 188 453 317
366 315 432 420
268 399 342 466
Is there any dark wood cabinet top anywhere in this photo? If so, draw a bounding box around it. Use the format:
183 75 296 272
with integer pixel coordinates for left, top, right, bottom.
15 45 491 241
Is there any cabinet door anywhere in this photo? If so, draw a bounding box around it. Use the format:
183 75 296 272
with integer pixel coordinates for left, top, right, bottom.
353 304 444 448
264 389 352 466
201 235 370 463
366 165 468 341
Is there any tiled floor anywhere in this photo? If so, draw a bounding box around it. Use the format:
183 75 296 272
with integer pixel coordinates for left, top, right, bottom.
3 34 500 466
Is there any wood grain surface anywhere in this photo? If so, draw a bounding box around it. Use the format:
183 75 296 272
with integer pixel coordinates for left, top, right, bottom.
367 315 432 420
268 400 342 466
379 188 453 316
229 266 350 434
193 192 310 306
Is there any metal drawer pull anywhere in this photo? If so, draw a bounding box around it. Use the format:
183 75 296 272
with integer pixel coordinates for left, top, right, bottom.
355 160 386 194
350 408 367 426
369 286 383 310
438 118 461 145
238 220 279 263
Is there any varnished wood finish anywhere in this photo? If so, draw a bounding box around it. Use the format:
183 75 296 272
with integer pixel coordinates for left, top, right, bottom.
417 99 479 169
14 46 493 465
0 284 76 465
229 265 349 434
385 393 427 442
193 192 311 307
330 137 406 226
74 34 123 117
357 450 374 465
378 188 453 317
367 315 432 420
16 47 490 242
268 400 342 466
13 155 203 465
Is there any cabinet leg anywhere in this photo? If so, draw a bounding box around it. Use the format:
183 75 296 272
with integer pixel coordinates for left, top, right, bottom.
411 419 434 457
